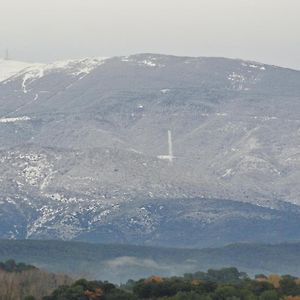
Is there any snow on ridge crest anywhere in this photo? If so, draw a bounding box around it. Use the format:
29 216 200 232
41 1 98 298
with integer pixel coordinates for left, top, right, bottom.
43 57 108 76
29 57 107 76
121 55 165 68
2 57 108 87
0 59 35 83
0 57 109 94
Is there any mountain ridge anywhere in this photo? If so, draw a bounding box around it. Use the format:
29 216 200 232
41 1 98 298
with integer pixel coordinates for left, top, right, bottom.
2 239 300 281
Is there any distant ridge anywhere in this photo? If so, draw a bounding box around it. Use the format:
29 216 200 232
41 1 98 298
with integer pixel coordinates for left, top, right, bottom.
1 239 300 282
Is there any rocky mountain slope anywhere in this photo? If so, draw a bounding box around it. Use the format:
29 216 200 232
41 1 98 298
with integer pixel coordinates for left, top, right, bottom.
0 54 300 246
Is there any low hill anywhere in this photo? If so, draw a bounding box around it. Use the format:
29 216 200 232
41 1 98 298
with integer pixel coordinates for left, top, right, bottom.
1 240 300 283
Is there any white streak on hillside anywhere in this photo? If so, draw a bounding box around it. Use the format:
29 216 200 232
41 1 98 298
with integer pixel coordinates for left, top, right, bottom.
22 68 44 93
0 116 31 123
18 57 108 94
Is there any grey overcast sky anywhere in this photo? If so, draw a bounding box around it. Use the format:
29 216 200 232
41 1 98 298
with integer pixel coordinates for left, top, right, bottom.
0 0 299 69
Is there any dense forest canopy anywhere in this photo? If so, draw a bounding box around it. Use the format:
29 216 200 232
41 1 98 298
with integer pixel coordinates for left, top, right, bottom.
43 267 300 300
2 262 300 300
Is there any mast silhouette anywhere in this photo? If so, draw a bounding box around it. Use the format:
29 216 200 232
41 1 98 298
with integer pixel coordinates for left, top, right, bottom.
158 130 174 165
4 49 9 60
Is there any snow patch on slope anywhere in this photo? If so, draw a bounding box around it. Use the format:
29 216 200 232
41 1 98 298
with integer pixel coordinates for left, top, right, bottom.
228 72 246 91
121 55 165 68
22 67 44 93
241 62 266 71
0 116 31 123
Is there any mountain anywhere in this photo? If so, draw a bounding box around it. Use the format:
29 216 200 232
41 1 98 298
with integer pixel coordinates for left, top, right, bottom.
0 54 300 246
2 240 300 282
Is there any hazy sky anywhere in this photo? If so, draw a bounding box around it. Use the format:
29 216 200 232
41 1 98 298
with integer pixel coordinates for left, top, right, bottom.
0 0 299 69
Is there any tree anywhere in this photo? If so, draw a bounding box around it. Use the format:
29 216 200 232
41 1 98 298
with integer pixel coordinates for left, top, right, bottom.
23 296 36 300
259 290 279 300
280 277 300 296
213 285 239 300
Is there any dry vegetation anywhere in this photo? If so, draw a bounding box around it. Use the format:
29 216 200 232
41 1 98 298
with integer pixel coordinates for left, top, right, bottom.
0 267 72 300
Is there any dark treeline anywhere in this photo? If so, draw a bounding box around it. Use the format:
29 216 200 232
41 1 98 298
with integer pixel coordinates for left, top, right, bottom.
35 267 300 300
0 259 36 273
2 261 300 300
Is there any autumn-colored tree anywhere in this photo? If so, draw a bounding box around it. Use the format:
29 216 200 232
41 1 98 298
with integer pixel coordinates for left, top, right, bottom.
145 275 164 283
295 278 300 286
191 279 204 286
84 287 103 300
255 274 282 288
268 274 281 288
282 296 300 300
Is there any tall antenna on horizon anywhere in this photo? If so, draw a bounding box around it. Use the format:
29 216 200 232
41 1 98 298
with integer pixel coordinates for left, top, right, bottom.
4 49 9 60
168 130 173 163
158 130 175 165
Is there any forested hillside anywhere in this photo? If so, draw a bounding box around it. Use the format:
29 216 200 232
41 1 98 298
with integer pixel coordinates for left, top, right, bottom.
2 264 300 300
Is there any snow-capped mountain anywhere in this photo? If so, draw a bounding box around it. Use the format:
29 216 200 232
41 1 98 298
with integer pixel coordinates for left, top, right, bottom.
1 54 300 247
